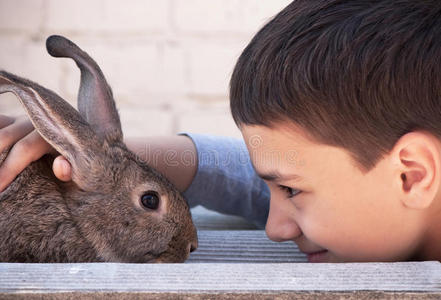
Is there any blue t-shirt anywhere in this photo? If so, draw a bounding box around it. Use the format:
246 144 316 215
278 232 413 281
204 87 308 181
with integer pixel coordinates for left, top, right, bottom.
179 133 270 229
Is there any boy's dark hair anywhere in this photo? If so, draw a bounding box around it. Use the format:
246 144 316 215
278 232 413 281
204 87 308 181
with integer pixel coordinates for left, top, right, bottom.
230 0 441 171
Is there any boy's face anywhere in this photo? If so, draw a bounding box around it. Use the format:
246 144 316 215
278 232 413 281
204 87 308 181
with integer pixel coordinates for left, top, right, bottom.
241 122 426 262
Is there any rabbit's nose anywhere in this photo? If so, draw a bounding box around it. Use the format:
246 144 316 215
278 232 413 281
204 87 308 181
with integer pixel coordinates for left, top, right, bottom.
189 240 198 253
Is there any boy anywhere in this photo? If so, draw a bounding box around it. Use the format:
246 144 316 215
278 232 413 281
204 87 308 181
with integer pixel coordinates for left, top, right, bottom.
1 0 441 262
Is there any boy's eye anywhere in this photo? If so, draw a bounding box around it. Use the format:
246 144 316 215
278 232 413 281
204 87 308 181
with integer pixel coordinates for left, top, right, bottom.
278 185 301 198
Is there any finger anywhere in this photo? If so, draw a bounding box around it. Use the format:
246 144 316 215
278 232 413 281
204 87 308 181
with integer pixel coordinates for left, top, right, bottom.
0 116 35 152
52 155 72 182
0 130 52 192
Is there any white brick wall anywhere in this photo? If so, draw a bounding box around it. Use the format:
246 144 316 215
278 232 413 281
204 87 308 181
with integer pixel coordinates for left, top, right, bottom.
46 0 169 33
0 0 292 138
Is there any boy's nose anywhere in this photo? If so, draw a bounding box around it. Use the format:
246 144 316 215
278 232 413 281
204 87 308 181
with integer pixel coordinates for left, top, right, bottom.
265 199 301 242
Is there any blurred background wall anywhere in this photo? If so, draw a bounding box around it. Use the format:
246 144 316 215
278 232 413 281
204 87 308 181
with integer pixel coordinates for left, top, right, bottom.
0 0 291 138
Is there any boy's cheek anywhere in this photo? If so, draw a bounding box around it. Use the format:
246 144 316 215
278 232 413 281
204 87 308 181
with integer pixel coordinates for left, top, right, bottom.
296 211 340 251
299 185 419 261
298 206 380 260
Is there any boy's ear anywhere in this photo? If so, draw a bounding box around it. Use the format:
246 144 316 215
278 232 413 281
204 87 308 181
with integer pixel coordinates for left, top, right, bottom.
392 131 441 209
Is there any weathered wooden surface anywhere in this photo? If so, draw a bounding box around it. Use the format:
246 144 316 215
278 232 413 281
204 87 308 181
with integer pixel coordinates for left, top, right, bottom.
1 207 440 299
191 206 259 230
188 230 307 263
0 261 440 299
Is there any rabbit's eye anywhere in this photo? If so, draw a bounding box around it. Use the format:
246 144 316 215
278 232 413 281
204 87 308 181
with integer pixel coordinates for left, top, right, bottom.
141 191 160 210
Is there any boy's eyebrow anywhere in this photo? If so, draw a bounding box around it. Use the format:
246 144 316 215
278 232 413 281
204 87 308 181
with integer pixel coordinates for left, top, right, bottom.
256 171 303 182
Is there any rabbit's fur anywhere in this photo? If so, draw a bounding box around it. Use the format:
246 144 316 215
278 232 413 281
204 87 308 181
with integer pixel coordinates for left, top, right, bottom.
0 35 198 263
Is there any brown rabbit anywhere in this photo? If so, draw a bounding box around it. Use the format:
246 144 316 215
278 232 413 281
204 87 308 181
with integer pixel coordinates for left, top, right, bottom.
0 35 198 263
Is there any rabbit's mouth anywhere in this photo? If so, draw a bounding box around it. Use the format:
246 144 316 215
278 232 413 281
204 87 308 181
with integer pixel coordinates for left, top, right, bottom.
153 250 190 263
141 244 190 263
140 245 186 263
141 250 163 263
142 251 187 263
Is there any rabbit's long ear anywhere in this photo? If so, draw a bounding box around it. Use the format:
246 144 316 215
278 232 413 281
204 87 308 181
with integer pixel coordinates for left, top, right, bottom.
46 35 123 143
0 71 103 190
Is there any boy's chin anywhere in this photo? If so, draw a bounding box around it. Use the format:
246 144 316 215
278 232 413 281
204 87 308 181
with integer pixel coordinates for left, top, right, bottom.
305 250 348 263
305 251 371 263
306 249 329 263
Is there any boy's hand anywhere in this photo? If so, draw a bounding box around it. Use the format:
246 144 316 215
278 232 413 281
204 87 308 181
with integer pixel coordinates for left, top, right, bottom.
0 114 72 192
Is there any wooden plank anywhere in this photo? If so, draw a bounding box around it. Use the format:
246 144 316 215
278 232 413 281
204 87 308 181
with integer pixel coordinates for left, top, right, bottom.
188 230 307 263
191 206 258 230
1 215 440 299
0 261 440 295
1 292 441 300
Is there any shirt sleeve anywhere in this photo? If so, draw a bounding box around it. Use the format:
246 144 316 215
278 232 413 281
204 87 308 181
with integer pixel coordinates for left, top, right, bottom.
178 132 270 229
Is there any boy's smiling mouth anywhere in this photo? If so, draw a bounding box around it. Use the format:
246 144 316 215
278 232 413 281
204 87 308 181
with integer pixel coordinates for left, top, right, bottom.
295 235 330 262
305 249 329 263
